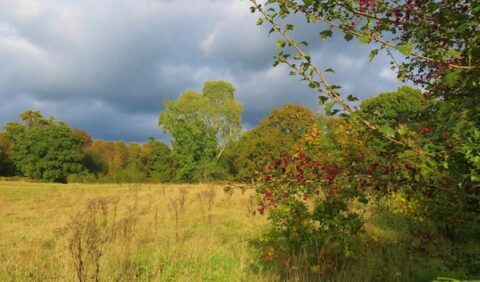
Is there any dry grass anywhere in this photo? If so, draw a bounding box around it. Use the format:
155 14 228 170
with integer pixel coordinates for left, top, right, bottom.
1 182 471 281
0 181 273 281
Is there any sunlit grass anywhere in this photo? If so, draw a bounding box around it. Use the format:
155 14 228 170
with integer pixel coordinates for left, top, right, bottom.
0 182 477 281
0 181 271 281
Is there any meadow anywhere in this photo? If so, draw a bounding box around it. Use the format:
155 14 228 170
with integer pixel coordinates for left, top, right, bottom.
2 181 476 282
0 181 271 281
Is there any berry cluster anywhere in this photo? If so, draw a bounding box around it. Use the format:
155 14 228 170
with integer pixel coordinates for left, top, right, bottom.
255 150 341 215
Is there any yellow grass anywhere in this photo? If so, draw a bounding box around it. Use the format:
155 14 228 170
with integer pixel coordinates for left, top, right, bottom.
0 181 274 281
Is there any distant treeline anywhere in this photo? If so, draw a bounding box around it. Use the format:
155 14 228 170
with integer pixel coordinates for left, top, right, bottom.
0 104 315 183
0 81 318 183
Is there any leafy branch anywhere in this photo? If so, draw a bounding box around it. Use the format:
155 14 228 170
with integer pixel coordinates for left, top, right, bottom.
250 0 407 147
276 0 474 70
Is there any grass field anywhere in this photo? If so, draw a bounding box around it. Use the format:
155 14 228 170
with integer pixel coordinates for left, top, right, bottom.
0 181 273 281
1 182 477 282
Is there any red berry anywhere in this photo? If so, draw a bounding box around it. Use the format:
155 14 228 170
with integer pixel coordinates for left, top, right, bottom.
423 127 430 134
332 166 338 174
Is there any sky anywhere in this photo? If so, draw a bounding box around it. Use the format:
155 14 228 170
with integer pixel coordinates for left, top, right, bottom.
0 0 403 142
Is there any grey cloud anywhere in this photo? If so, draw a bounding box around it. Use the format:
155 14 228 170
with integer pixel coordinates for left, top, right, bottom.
0 0 405 142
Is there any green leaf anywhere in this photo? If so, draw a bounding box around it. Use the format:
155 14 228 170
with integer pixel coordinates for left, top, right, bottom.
358 35 370 44
379 125 396 138
308 81 320 88
256 18 264 26
301 62 310 71
446 49 461 59
325 68 335 73
299 41 309 47
397 65 407 81
320 29 333 40
286 23 295 31
444 71 461 87
325 102 339 116
348 113 361 125
344 33 354 41
276 40 286 49
369 49 379 61
347 95 359 102
396 43 413 56
397 127 408 136
318 96 329 105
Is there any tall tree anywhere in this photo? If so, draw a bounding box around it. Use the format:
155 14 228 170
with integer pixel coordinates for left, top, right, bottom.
203 81 243 153
159 80 243 182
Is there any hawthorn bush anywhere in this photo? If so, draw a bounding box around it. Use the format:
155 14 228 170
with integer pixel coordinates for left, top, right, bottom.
253 121 376 274
250 1 479 275
252 93 479 278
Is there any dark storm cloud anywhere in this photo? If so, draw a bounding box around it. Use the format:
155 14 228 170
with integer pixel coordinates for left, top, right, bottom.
0 0 403 142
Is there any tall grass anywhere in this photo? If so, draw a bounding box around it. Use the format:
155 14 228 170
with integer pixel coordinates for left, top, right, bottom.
0 182 477 281
0 182 269 281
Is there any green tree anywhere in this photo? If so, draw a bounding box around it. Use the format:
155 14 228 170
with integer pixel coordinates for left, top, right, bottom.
170 120 217 182
119 142 147 183
0 133 15 176
144 138 176 182
360 86 432 128
159 81 243 182
203 81 243 151
4 111 86 183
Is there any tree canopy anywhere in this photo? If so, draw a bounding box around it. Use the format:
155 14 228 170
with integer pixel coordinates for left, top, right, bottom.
4 111 86 183
159 80 243 182
359 86 432 128
226 104 316 180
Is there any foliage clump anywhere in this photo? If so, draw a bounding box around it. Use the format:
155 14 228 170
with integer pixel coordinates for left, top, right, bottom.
159 80 243 182
4 111 86 183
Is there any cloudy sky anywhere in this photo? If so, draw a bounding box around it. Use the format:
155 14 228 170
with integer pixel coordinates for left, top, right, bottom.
0 0 402 142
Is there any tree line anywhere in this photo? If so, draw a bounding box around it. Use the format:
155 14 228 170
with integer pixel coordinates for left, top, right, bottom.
1 82 445 187
0 80 321 184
